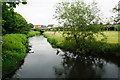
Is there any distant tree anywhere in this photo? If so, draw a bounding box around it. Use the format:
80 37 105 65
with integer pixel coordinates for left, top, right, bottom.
35 27 41 31
106 22 111 25
54 1 105 54
28 23 34 28
115 25 120 31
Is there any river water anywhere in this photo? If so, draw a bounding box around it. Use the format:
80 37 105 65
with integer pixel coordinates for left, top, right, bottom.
13 35 120 78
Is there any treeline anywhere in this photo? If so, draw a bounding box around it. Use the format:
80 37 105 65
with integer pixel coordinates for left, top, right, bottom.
2 2 34 35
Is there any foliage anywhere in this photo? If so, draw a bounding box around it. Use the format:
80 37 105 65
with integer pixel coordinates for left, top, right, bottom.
47 38 58 45
4 0 27 8
2 34 27 77
2 2 30 34
35 27 41 31
114 25 120 31
112 1 120 24
27 30 40 37
54 1 106 54
15 12 30 33
28 23 34 28
43 33 58 47
44 31 119 56
43 33 48 38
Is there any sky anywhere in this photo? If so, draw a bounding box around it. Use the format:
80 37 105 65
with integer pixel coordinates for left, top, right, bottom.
14 0 119 25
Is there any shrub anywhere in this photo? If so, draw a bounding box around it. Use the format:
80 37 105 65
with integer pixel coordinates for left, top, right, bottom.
114 25 120 31
27 31 40 37
43 33 47 38
35 27 41 31
47 38 58 45
2 34 28 77
44 32 119 57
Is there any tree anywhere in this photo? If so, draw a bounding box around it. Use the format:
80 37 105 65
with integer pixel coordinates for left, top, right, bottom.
14 12 30 33
2 3 16 34
28 23 34 28
54 1 105 54
2 1 27 34
115 25 120 31
113 1 120 24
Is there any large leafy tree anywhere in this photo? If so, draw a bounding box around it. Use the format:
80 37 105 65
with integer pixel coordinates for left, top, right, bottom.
14 12 30 33
54 1 105 54
2 0 27 34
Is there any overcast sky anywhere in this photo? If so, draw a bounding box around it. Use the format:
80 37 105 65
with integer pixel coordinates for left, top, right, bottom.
14 0 119 25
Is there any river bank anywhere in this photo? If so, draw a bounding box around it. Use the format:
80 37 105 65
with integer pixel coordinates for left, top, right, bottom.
43 31 120 58
10 35 120 78
2 31 120 79
2 31 40 79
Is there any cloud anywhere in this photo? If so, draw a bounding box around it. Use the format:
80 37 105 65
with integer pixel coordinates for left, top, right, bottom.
14 0 119 25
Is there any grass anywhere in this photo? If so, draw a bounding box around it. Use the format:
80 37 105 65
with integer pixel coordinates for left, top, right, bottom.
97 31 119 43
43 32 64 42
2 30 41 79
44 31 119 44
43 31 119 56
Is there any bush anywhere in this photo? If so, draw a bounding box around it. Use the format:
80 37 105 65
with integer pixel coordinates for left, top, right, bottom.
2 34 28 78
35 27 41 31
43 33 47 38
27 31 40 37
43 32 119 57
114 25 120 31
47 38 58 45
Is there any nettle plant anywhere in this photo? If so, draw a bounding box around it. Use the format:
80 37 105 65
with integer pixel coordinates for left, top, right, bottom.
54 1 106 54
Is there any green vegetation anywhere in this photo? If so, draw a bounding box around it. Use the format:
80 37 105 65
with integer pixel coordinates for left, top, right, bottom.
35 27 45 34
113 1 120 24
2 2 31 34
44 31 119 43
54 1 107 55
1 1 41 78
114 25 120 31
35 27 41 31
2 34 27 78
27 30 40 37
43 31 119 57
2 30 40 78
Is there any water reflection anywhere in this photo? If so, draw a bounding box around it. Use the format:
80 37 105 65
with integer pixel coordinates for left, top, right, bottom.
8 36 120 79
54 51 119 78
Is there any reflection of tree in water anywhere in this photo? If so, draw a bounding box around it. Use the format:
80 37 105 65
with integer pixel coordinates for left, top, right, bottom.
54 52 107 78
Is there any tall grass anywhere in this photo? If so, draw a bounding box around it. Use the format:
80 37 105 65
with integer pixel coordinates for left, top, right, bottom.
2 34 28 78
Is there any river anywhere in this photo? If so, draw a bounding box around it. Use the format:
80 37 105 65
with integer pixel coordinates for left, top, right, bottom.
12 35 120 78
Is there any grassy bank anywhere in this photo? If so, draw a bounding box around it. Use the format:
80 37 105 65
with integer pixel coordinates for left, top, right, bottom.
43 31 119 57
27 30 40 37
2 34 28 78
2 31 40 78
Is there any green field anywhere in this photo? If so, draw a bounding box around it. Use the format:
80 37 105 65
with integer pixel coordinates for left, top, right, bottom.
44 31 119 44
